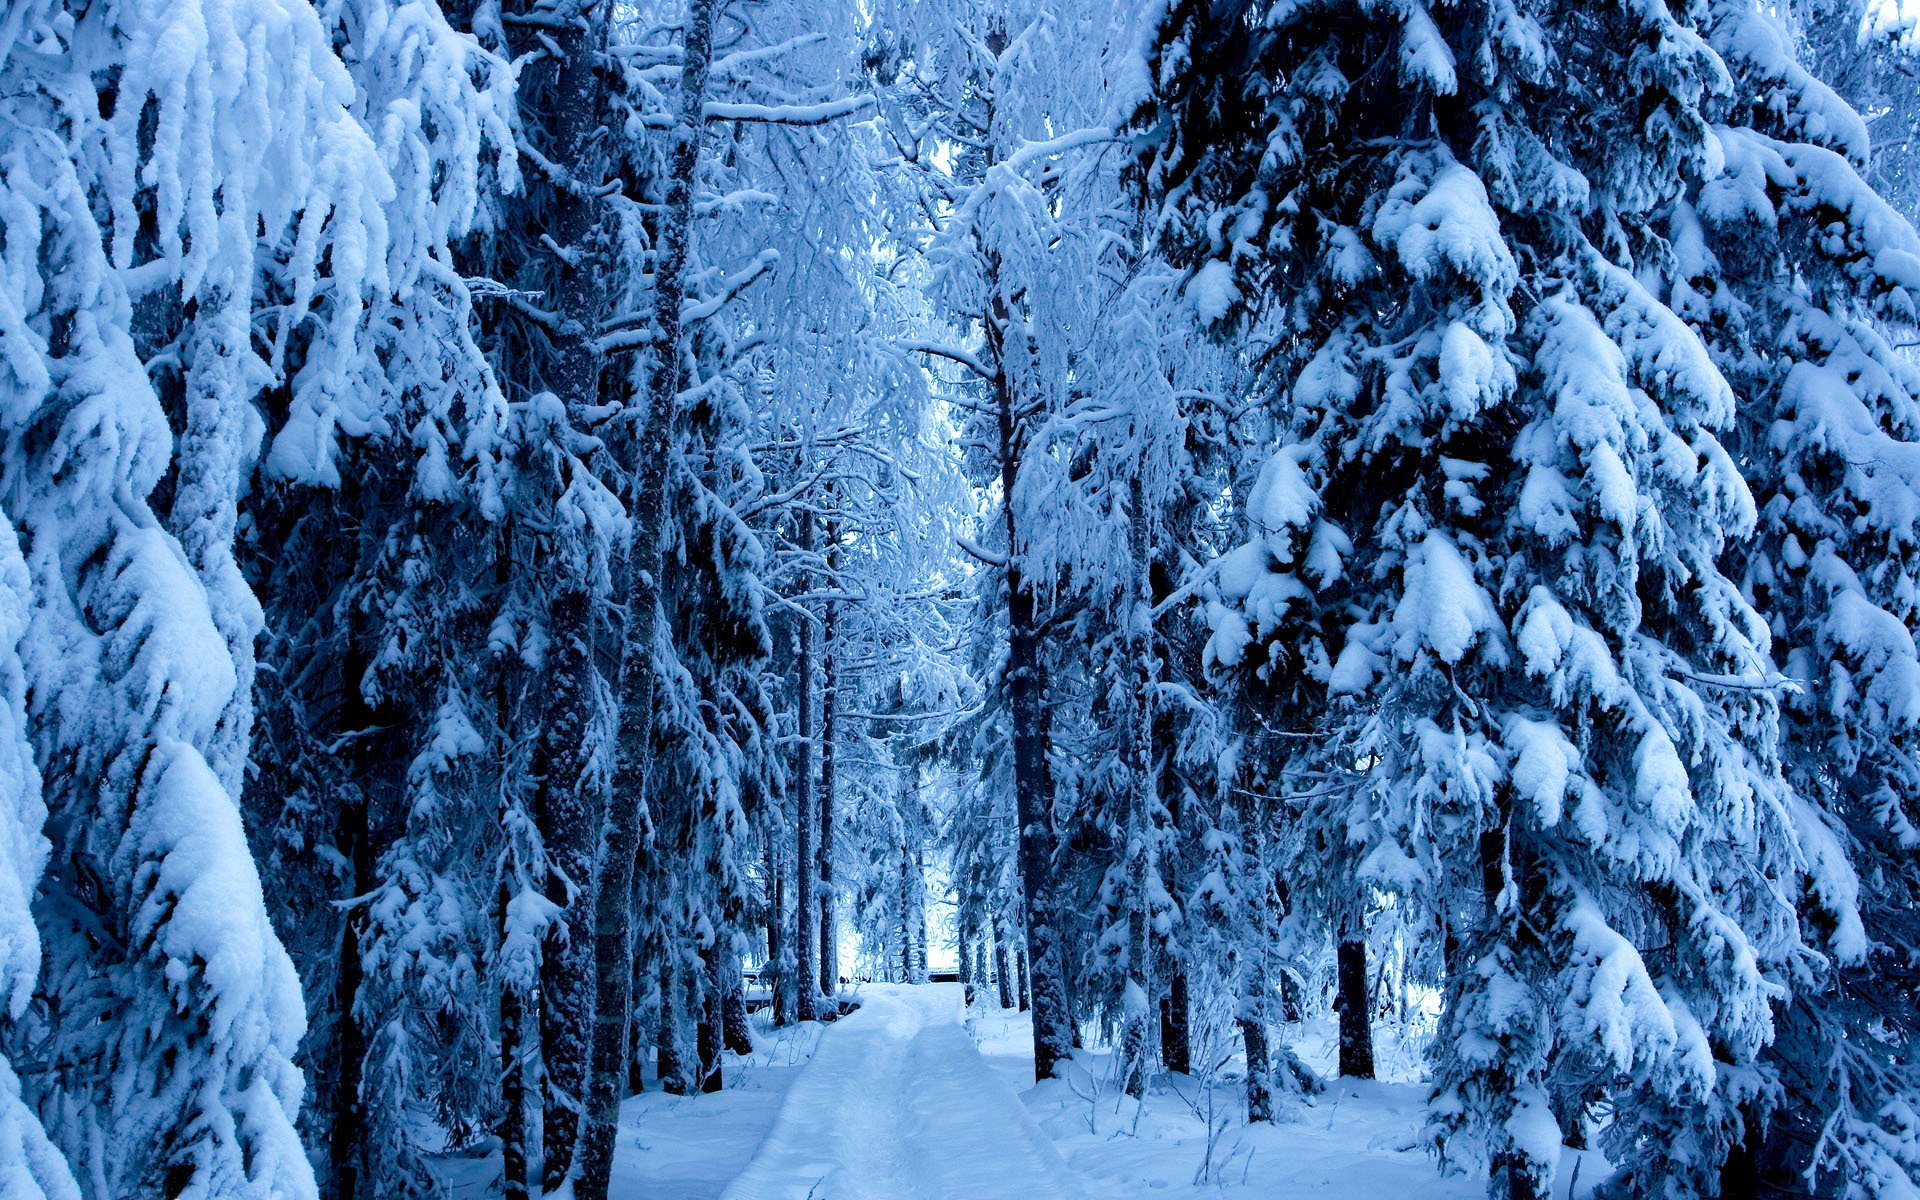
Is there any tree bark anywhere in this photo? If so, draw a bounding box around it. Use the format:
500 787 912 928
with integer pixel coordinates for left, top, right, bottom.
1159 971 1192 1077
794 507 819 1023
995 931 1015 1009
766 843 789 1027
990 268 1073 1080
1336 930 1375 1079
818 542 840 1002
657 953 686 1095
698 941 724 1093
1119 472 1155 1099
575 0 719 1186
1240 1017 1273 1124
497 0 615 1182
723 956 754 1055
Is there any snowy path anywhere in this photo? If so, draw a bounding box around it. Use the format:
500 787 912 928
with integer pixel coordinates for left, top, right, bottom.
718 983 1086 1200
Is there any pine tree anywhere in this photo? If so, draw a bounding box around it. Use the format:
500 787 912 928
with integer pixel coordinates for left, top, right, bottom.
1141 4 1823 1195
1679 5 1920 1192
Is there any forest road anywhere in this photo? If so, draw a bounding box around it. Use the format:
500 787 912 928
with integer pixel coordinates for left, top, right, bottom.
717 982 1087 1200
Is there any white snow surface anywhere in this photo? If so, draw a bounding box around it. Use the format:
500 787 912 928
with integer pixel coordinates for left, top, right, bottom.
720 984 1087 1200
583 983 1552 1200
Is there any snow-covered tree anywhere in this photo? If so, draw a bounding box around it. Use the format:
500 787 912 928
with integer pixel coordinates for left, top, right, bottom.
1676 5 1920 1193
1140 4 1835 1195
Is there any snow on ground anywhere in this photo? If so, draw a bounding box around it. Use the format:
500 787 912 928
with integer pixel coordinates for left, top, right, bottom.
720 983 1085 1199
599 981 1617 1199
972 1001 1482 1200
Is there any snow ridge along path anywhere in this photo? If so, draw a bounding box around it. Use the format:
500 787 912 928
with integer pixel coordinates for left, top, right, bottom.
719 983 1088 1200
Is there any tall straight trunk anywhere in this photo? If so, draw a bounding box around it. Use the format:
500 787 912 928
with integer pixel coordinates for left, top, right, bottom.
499 952 534 1200
1159 971 1191 1076
1239 1018 1273 1123
331 634 393 1200
331 794 370 1200
995 931 1015 1009
766 844 789 1027
697 941 724 1093
794 508 819 1022
898 842 913 984
723 957 754 1055
958 912 977 1007
818 524 841 999
988 263 1073 1081
1336 927 1375 1079
913 845 929 982
657 952 686 1095
1233 754 1275 1123
494 523 542 1200
1016 940 1030 1013
1119 473 1155 1099
498 0 613 1181
575 2 718 1195
538 585 600 1189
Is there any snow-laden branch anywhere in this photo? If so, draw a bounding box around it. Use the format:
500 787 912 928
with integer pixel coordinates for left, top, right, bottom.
1003 125 1116 173
702 95 875 125
683 248 780 322
954 534 1007 568
903 340 997 384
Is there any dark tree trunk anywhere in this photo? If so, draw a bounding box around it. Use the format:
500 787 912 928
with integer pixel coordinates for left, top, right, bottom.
499 888 537 1200
766 844 789 1027
1157 750 1191 1076
993 291 1072 1080
698 942 723 1094
1239 1018 1273 1124
958 917 977 1007
329 634 395 1200
995 932 1015 1009
498 0 616 1180
794 507 818 1023
330 793 370 1200
723 957 754 1055
657 953 687 1096
898 846 914 984
574 0 719 1191
495 525 540 1200
1159 970 1192 1076
818 528 840 999
913 845 929 982
538 585 600 1189
1336 931 1375 1079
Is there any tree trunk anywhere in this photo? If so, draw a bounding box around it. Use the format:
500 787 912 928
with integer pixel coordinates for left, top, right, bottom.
794 507 818 1023
657 953 686 1096
1118 472 1155 1099
766 844 789 1027
499 889 537 1200
1016 942 1030 1013
1240 1017 1273 1124
1157 745 1191 1076
698 941 724 1094
990 268 1073 1080
913 845 929 982
898 840 914 984
723 957 754 1055
330 793 370 1200
1159 970 1192 1076
818 526 841 1001
958 915 977 1008
498 0 616 1181
574 0 719 1188
995 931 1015 1009
1336 928 1375 1079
